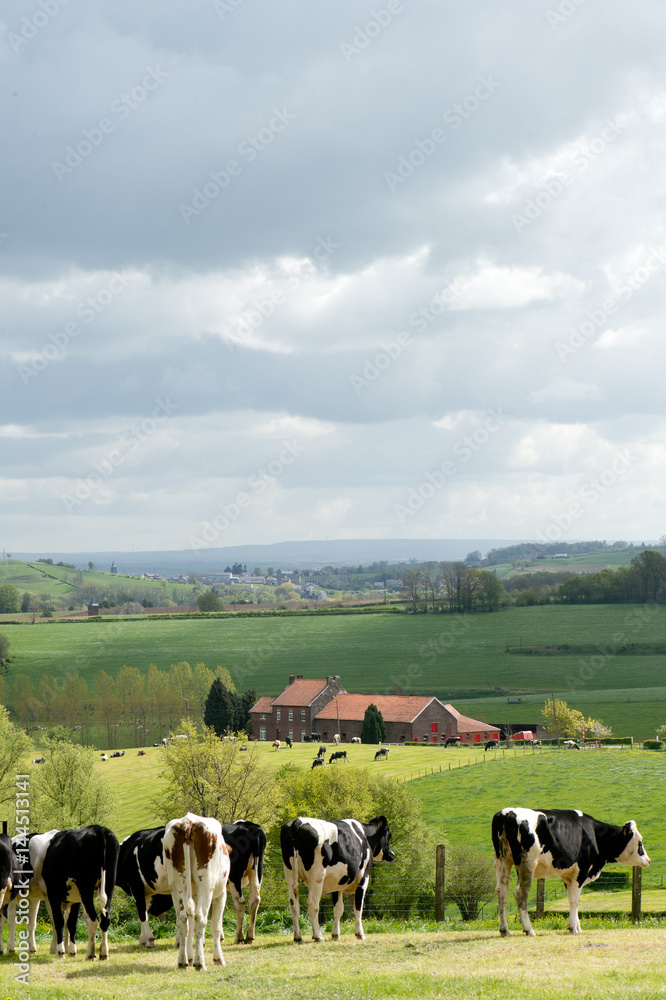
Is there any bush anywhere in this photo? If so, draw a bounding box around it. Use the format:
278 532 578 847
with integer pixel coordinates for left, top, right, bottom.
642 740 665 751
445 846 496 921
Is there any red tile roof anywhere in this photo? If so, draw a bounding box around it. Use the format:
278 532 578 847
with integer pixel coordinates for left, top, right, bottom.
250 696 275 714
272 678 332 707
443 703 499 734
316 694 435 724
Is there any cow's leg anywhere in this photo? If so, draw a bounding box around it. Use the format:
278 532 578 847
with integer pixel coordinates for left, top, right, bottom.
352 882 368 940
211 885 227 966
172 890 190 968
27 899 40 953
192 899 211 971
80 902 98 960
513 864 535 936
6 899 16 952
0 888 7 954
495 857 512 937
245 868 261 944
564 878 582 934
228 879 244 944
138 893 155 948
306 880 325 942
283 863 302 943
46 897 65 956
330 890 345 940
99 895 112 960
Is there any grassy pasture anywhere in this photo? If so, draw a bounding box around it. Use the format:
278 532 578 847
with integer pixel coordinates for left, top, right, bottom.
4 602 666 737
2 927 665 1000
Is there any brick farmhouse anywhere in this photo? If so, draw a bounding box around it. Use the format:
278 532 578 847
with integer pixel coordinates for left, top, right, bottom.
250 676 499 744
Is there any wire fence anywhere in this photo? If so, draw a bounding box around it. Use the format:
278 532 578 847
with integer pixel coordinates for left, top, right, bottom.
256 849 666 924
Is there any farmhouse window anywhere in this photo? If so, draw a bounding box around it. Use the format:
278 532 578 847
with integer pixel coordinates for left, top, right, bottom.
259 713 266 720
300 710 306 722
288 710 293 721
259 728 266 740
276 709 281 721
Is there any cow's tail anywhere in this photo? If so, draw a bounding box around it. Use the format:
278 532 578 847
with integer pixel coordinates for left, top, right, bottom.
184 822 195 919
99 827 119 918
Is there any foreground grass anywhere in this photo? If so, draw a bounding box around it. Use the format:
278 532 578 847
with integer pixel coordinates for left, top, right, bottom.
2 926 665 1000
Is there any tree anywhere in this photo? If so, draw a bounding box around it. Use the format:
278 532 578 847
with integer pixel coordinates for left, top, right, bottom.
401 569 422 613
0 706 32 811
0 584 20 614
204 678 237 736
0 632 10 670
20 592 31 613
541 697 587 738
31 735 113 831
154 721 278 825
361 704 386 744
197 590 222 612
445 845 497 921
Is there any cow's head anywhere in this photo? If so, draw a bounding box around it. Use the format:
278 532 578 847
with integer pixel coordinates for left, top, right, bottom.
616 821 650 867
367 816 395 863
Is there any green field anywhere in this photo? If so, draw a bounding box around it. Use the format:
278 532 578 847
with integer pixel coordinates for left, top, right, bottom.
4 603 666 738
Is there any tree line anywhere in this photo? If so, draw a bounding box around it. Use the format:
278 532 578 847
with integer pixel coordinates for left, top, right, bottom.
9 661 255 749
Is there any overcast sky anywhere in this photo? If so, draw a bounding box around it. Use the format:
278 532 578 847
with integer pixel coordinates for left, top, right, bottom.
1 0 665 555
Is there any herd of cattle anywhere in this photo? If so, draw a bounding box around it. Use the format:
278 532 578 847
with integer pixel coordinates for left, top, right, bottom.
0 802 650 970
269 739 391 769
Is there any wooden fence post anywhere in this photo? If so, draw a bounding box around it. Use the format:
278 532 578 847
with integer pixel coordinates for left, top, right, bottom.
536 879 545 920
632 865 642 923
435 843 446 922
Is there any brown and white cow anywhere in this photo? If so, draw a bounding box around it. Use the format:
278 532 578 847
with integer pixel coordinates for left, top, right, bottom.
492 807 650 936
163 813 230 970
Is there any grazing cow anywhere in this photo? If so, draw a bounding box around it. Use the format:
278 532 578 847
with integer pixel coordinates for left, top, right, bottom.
118 820 265 949
564 740 580 749
317 746 326 758
285 736 292 748
137 749 147 756
444 737 461 748
485 739 499 751
492 808 650 936
311 757 325 769
272 740 281 751
110 750 125 758
530 739 542 747
100 754 109 761
7 830 59 955
280 815 395 942
329 750 347 764
39 825 120 959
32 757 46 764
333 733 341 744
240 744 247 751
374 748 389 761
163 813 230 970
351 736 361 744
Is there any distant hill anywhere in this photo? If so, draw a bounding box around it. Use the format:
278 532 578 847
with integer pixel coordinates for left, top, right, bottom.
12 539 529 576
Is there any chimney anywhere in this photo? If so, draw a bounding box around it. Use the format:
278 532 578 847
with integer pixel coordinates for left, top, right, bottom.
288 675 295 685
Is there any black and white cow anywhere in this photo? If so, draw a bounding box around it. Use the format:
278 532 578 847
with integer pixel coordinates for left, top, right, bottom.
564 740 580 749
0 833 21 954
374 748 389 761
285 737 292 748
39 825 120 959
117 820 266 948
317 746 326 758
280 816 395 942
485 739 499 751
351 737 361 744
311 757 325 769
6 830 59 955
329 750 347 764
492 807 650 936
444 737 461 748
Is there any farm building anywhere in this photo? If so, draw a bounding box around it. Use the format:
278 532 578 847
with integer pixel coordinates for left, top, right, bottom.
249 674 344 743
251 676 499 744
